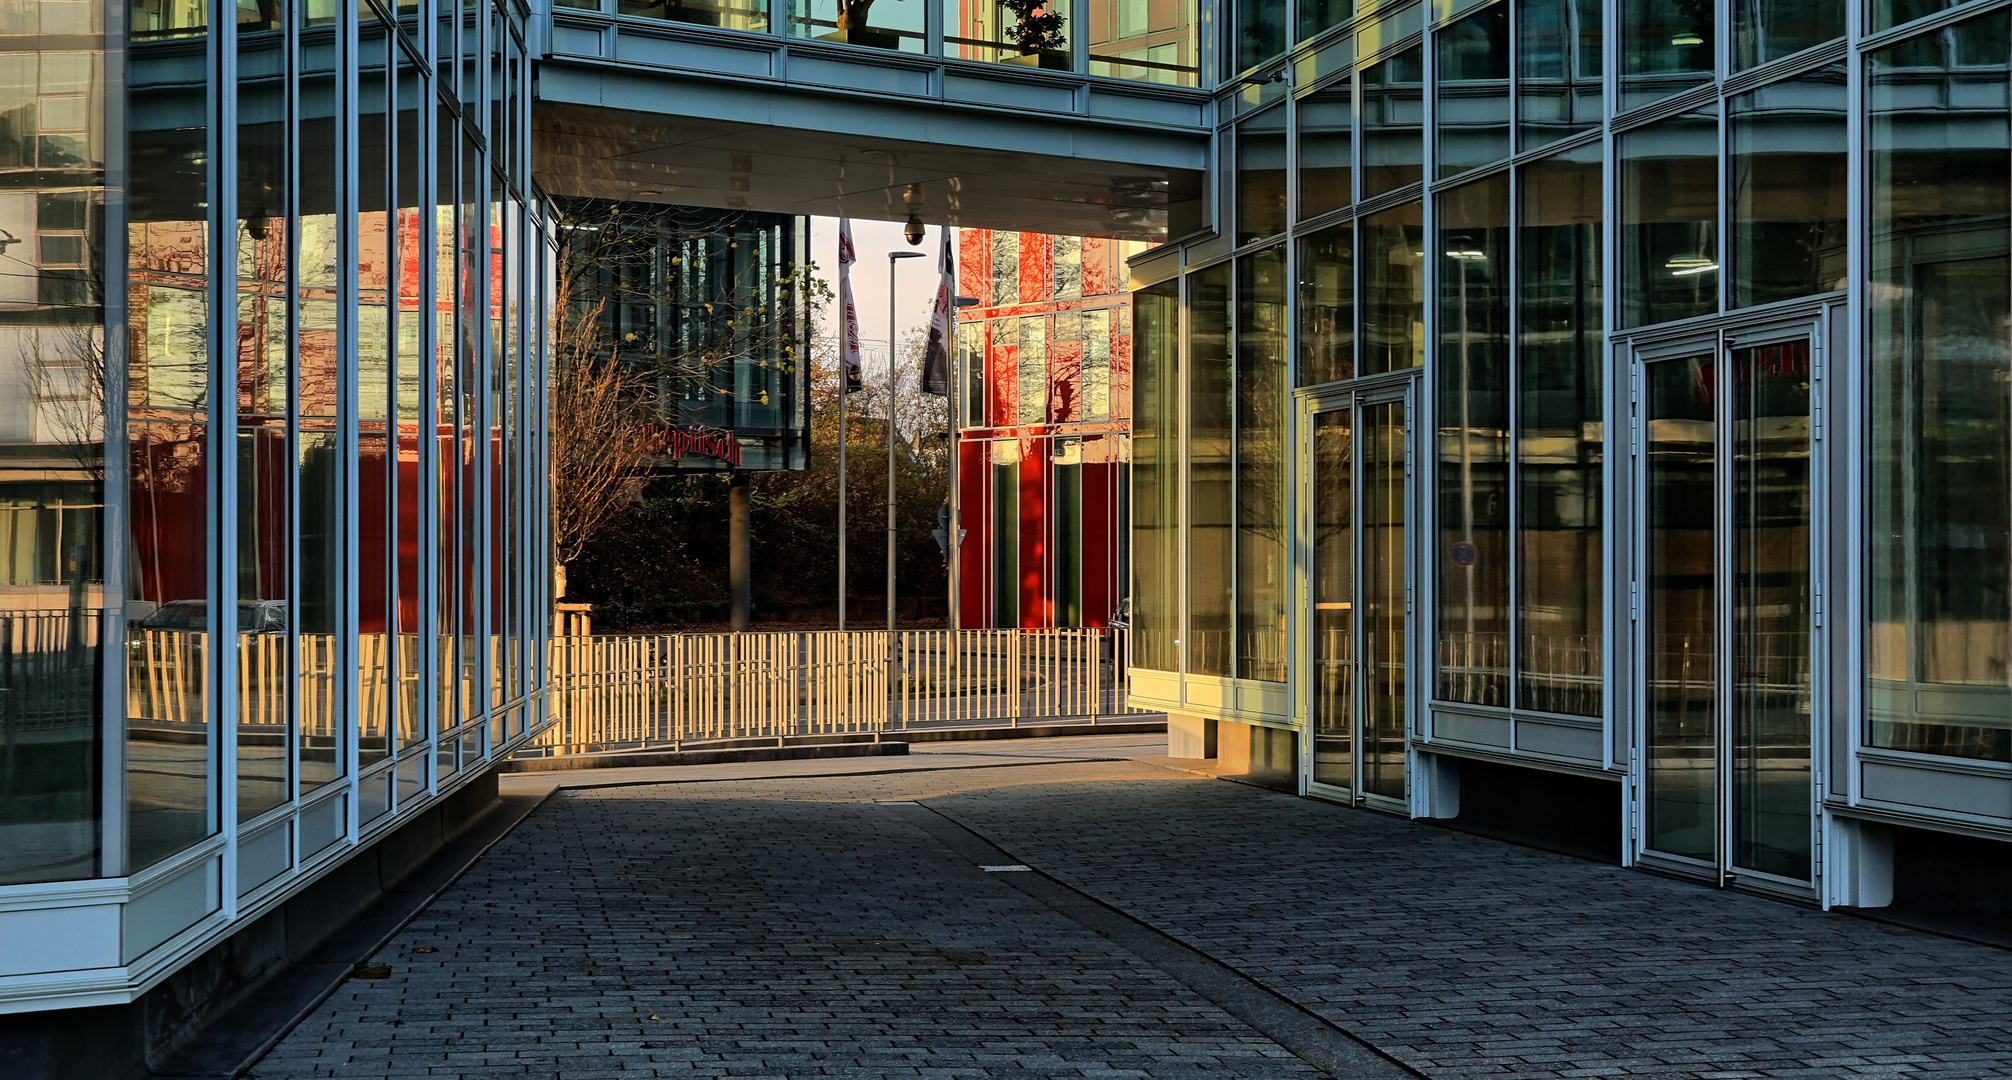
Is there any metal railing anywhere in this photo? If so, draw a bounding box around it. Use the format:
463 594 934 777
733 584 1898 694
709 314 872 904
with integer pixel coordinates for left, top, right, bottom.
537 627 1145 755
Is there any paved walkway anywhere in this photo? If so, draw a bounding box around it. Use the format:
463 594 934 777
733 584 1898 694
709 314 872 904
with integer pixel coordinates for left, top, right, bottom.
256 736 2012 1079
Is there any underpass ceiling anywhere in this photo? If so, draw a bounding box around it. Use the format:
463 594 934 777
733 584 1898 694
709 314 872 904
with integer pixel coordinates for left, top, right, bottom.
533 101 1207 240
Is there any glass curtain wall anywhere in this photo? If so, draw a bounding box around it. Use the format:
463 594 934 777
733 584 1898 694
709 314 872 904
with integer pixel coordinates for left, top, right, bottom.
1867 11 2012 763
1436 174 1511 706
105 0 543 883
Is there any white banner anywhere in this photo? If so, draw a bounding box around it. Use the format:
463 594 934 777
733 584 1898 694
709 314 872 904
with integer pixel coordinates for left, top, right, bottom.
838 218 862 392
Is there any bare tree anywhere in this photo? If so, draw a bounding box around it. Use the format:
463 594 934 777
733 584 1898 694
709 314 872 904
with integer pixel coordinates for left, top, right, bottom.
547 274 648 599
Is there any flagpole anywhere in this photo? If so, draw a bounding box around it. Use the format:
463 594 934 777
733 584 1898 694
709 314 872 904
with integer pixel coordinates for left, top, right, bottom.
837 220 851 631
838 352 847 632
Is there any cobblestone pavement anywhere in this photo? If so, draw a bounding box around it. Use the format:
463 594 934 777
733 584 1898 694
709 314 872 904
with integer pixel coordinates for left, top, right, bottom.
260 737 2012 1079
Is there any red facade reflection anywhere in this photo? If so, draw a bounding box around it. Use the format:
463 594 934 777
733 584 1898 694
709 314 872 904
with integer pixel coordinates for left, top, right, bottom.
952 231 1141 628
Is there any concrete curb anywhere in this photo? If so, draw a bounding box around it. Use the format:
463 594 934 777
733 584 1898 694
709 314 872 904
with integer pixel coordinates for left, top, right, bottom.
497 741 909 772
502 719 1168 773
896 719 1167 742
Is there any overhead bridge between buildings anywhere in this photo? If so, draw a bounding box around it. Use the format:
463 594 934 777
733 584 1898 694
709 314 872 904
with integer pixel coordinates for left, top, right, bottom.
533 13 1212 239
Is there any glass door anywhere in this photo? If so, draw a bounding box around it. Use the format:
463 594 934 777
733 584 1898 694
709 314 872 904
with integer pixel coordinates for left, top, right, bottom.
1307 389 1411 807
1636 325 1817 891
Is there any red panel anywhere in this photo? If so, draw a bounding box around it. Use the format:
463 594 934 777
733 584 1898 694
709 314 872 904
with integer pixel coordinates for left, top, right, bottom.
1019 448 1047 628
959 230 987 302
396 431 424 633
1019 233 1050 305
358 435 392 634
128 431 209 606
1081 457 1112 628
955 437 990 627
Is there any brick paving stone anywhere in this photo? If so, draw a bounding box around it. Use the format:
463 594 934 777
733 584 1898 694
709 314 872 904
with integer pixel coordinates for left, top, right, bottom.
253 744 2012 1080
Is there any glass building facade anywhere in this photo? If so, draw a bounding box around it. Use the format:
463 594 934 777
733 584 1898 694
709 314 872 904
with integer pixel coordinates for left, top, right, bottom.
2 0 2009 1027
1 0 546 1006
1130 0 2012 902
952 229 1146 629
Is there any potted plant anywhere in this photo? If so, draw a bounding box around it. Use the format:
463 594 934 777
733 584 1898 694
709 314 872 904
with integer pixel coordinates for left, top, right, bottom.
998 0 1067 69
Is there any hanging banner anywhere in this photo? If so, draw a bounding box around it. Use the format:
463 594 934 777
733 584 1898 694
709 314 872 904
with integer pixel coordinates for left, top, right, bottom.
838 218 863 394
920 225 954 397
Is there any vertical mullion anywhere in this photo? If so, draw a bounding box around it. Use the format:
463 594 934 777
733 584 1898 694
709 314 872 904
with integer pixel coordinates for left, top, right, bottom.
1505 156 1521 721
1177 266 1189 681
217 0 242 896
100 0 133 878
1715 328 1733 883
1418 24 1438 737
339 0 363 811
1836 0 1867 832
286 0 306 812
417 30 440 785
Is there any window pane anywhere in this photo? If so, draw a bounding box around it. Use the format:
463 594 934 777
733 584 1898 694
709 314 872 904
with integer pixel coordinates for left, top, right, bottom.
1518 143 1603 716
2 17 107 884
237 8 290 822
301 14 345 794
1436 3 1510 179
1089 0 1201 86
990 231 1020 306
393 44 425 757
1236 247 1287 682
1238 0 1287 71
1296 81 1351 219
1131 280 1180 671
1733 0 1842 69
1517 0 1601 151
1620 0 1713 111
1237 105 1288 244
1730 64 1845 308
1361 46 1423 197
946 0 1074 69
1360 201 1424 374
993 444 1020 626
1435 174 1511 706
1872 0 1960 34
620 0 767 32
1620 105 1718 328
1297 221 1353 386
792 0 925 51
1298 0 1348 42
1187 262 1231 676
128 12 213 870
1867 13 2012 762
354 26 392 789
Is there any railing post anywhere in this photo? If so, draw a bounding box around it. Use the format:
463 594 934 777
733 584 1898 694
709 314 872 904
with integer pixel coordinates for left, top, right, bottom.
1010 629 1021 727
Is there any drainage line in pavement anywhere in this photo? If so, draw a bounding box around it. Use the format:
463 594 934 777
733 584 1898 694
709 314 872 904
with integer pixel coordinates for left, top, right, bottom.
890 802 1424 1080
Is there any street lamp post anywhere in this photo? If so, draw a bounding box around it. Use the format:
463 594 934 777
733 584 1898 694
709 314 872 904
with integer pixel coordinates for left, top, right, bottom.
887 250 925 633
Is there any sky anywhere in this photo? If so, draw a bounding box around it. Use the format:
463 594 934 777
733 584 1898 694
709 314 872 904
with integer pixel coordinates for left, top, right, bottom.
807 216 957 381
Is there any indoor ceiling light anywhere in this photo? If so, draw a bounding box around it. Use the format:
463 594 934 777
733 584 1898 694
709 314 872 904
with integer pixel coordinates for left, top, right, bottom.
1666 255 1717 276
